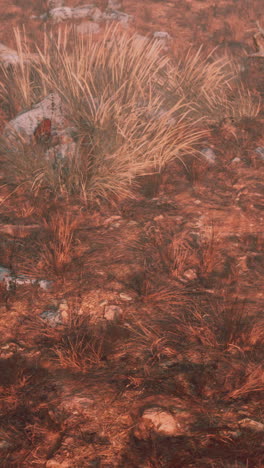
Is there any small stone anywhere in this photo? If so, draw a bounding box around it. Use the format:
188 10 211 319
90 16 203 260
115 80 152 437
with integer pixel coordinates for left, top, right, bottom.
154 215 164 221
0 439 12 450
231 157 241 164
183 268 197 281
135 406 193 440
153 31 171 40
135 407 178 439
103 215 122 227
255 147 264 160
108 0 123 9
119 292 133 302
77 21 101 35
99 299 108 307
104 305 122 321
201 147 216 164
40 308 62 327
103 10 133 24
46 460 71 468
239 418 264 432
49 7 73 23
47 0 64 8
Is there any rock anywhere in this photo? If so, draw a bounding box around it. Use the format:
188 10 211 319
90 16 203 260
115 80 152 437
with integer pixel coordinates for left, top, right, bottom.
239 418 264 432
0 439 12 451
182 268 197 281
48 6 72 22
103 215 122 227
103 10 133 25
45 141 77 164
119 292 133 302
255 147 264 160
3 93 65 143
40 308 63 327
104 305 122 321
201 147 217 164
135 406 191 439
47 0 64 8
0 43 38 68
38 280 53 290
0 266 11 285
58 299 69 322
46 460 71 468
153 32 172 51
153 31 171 40
231 157 241 164
76 21 101 35
49 5 103 23
108 0 123 9
0 342 24 358
0 265 52 290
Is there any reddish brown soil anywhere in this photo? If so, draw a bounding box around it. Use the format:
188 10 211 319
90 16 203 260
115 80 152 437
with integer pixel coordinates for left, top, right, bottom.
0 1 264 467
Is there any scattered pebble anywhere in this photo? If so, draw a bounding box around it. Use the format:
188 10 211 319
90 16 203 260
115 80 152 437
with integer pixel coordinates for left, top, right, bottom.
135 406 192 439
40 308 63 327
104 305 122 321
0 265 52 290
200 147 217 164
182 268 197 281
0 43 38 67
76 21 101 35
231 157 241 164
255 147 264 160
107 0 123 9
119 292 133 302
153 31 171 40
239 418 264 433
47 0 64 8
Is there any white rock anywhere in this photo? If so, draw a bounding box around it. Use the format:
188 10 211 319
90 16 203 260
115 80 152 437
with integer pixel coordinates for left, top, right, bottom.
3 93 65 142
182 268 197 281
77 21 101 35
231 157 241 164
255 147 264 160
46 460 71 468
47 0 64 8
153 31 172 40
141 407 178 436
45 142 77 163
72 6 102 21
0 266 11 283
119 292 133 301
49 5 103 23
104 305 122 321
201 147 217 164
103 10 133 24
239 418 264 432
0 43 38 68
49 7 73 22
0 439 12 450
108 0 123 10
0 266 52 290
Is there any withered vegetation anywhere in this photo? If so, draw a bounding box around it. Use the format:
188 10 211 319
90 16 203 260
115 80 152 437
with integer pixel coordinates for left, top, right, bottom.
0 6 264 467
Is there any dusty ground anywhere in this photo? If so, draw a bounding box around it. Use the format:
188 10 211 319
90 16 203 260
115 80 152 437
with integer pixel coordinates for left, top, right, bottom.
0 0 264 467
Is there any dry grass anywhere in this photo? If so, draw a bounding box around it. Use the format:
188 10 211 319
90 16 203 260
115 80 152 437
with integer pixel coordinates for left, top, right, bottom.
1 17 263 468
1 26 245 203
39 210 80 274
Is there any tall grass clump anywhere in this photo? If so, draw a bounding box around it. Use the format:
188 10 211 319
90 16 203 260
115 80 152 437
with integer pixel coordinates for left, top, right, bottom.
165 45 260 123
0 27 49 117
2 26 257 203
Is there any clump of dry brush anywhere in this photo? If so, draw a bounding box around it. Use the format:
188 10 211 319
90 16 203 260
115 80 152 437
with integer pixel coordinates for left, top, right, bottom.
0 25 259 204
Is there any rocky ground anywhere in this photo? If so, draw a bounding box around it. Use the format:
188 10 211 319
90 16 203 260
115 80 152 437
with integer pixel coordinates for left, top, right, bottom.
0 1 264 467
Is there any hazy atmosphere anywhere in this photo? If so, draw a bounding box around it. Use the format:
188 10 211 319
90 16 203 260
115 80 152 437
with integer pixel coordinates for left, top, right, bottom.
0 0 263 466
